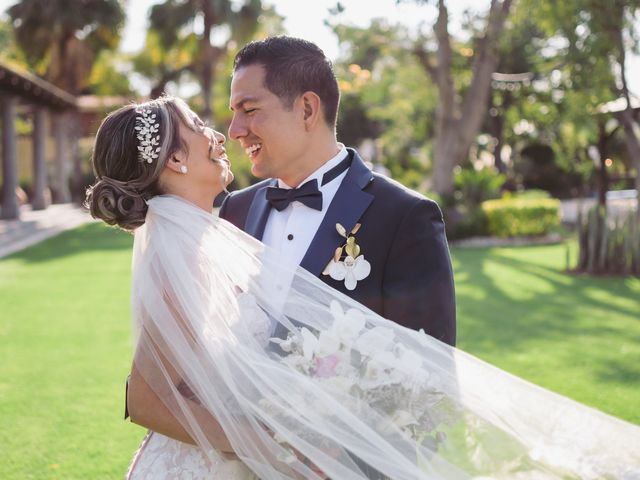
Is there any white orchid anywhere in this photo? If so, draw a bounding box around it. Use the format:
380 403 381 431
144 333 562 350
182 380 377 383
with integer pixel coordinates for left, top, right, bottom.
316 329 341 357
355 326 395 357
395 346 429 382
326 255 371 290
270 335 295 353
300 327 318 361
328 300 367 346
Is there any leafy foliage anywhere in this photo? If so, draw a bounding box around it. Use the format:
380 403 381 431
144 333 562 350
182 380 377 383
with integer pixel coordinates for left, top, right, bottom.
518 0 640 199
7 0 125 93
86 50 133 96
333 20 438 192
0 18 27 66
445 167 505 239
136 0 282 120
503 189 551 200
513 144 585 198
481 198 561 237
454 168 505 208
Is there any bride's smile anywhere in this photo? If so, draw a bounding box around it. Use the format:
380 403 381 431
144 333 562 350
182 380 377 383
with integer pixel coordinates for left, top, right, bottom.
160 110 234 211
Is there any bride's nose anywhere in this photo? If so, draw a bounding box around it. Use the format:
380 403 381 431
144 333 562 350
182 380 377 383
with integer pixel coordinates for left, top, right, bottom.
213 130 225 145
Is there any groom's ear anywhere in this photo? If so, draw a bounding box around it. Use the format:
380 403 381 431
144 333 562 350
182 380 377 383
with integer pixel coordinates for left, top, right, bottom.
300 91 321 131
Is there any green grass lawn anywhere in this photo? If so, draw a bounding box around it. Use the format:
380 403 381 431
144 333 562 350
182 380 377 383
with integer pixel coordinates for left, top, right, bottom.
452 243 640 424
1 224 639 479
0 224 140 479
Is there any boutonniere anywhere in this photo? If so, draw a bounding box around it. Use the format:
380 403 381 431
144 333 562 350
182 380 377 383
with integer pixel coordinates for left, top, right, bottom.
322 223 371 290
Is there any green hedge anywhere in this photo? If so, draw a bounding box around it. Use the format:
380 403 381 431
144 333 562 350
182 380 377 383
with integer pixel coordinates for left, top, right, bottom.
481 198 561 237
503 189 551 200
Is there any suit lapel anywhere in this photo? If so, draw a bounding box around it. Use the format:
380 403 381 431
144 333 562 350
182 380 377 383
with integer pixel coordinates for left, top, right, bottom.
244 180 276 240
300 149 374 276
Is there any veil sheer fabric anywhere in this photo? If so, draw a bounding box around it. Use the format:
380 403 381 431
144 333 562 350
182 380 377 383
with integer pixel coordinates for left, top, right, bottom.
131 195 640 480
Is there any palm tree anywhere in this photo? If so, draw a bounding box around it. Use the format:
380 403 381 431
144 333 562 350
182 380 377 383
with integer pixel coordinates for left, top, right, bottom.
7 0 125 202
147 0 263 121
8 0 125 94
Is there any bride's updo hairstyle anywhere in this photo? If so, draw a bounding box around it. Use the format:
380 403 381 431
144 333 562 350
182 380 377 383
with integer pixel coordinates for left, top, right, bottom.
85 96 194 231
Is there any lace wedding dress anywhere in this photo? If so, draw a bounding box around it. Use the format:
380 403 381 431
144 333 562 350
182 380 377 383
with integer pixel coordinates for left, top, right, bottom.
122 195 640 479
126 431 257 479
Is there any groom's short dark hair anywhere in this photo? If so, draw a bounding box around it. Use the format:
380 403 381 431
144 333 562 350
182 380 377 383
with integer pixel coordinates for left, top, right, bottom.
233 36 340 128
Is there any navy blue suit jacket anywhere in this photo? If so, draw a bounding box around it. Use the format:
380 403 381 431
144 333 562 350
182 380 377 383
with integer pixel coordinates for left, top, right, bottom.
219 148 456 345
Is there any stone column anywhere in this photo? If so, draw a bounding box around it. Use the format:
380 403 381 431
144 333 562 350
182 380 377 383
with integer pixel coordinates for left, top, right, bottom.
31 106 48 210
1 94 20 220
52 111 71 203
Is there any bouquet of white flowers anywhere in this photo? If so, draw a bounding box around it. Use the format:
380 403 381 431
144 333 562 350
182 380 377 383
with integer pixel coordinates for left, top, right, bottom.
265 300 456 468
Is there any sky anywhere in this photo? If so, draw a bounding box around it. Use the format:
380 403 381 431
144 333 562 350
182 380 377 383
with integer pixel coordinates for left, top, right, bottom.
0 0 638 96
118 0 462 59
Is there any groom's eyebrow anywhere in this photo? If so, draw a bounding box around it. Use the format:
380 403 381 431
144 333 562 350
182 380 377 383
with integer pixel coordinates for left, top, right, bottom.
229 96 259 111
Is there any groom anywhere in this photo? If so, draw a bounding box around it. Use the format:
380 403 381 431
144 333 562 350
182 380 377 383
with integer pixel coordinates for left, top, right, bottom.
221 36 456 345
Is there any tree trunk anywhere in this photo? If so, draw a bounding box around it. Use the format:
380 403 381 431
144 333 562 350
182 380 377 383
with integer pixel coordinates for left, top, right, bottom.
454 0 513 173
596 120 610 208
619 109 640 193
488 92 508 173
423 0 513 196
200 3 215 122
615 21 640 214
432 127 465 195
150 65 193 99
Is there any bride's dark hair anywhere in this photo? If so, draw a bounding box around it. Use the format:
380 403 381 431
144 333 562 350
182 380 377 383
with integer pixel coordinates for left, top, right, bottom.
85 96 193 231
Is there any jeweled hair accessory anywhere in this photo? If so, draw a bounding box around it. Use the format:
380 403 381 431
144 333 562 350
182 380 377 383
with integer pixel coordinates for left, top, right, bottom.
135 108 161 164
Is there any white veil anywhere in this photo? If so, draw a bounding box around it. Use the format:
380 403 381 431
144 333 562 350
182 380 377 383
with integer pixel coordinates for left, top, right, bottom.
131 195 640 479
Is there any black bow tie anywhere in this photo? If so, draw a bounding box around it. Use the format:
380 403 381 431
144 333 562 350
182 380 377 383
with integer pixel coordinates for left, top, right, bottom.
265 153 352 212
266 179 323 211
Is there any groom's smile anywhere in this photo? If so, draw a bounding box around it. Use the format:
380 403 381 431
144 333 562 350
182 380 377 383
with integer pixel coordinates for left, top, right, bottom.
244 142 262 159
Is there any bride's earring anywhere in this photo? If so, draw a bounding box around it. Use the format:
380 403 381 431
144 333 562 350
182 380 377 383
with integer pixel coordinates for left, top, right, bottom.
180 165 188 174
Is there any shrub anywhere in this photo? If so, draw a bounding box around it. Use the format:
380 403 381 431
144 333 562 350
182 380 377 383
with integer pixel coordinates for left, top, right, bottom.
447 167 504 239
448 208 489 239
481 198 561 237
454 167 505 208
503 189 551 200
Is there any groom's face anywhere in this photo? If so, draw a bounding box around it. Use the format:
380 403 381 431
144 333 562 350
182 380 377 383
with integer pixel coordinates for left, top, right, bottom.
229 64 309 186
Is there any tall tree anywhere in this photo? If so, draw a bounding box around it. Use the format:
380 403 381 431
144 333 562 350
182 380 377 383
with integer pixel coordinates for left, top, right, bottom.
331 19 439 191
7 0 125 201
145 0 264 121
410 0 514 196
8 0 124 93
0 18 27 65
485 14 545 175
529 0 640 207
603 1 640 204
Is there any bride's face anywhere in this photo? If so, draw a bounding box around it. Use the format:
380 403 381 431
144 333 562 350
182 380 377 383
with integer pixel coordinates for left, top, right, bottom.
179 115 233 194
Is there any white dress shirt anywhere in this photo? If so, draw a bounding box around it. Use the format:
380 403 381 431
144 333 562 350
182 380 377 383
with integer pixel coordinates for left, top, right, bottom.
262 145 349 268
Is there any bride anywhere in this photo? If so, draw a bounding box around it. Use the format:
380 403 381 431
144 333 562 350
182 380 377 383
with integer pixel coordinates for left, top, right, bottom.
86 96 640 479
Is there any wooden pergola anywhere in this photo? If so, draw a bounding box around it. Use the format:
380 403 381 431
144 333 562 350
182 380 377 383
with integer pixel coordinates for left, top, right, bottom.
0 61 77 220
